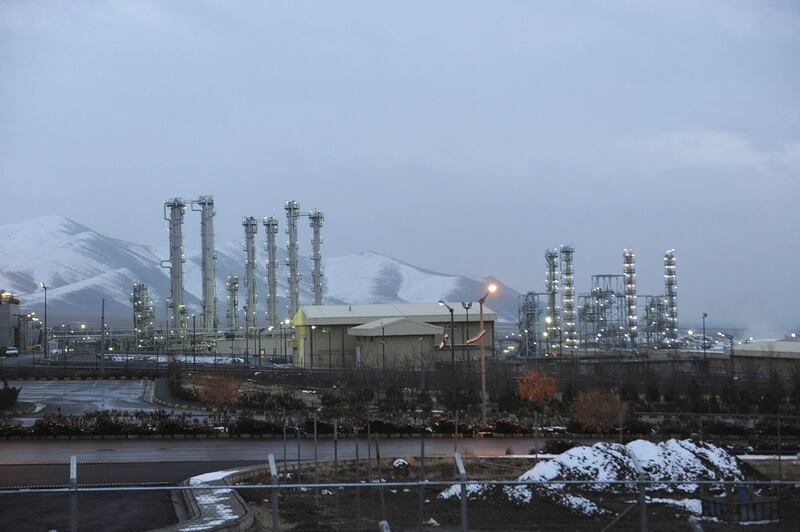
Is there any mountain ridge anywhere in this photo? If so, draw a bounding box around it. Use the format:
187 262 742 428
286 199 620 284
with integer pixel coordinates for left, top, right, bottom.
0 216 520 324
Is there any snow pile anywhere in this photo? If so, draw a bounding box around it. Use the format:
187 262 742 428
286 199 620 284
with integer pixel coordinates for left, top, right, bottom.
439 439 742 516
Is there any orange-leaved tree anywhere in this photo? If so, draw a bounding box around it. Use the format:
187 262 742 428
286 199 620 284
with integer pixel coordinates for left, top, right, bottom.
517 369 557 409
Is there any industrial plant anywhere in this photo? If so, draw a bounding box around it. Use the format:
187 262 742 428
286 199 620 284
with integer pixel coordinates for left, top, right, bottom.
517 246 684 356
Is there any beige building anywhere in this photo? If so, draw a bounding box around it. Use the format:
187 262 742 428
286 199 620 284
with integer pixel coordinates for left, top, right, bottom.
293 303 496 369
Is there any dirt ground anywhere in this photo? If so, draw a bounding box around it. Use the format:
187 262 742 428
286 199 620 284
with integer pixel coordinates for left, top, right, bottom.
238 457 800 531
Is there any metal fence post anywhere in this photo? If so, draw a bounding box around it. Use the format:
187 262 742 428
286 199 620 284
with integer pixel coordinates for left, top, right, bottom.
70 455 78 532
638 480 648 532
268 453 280 532
455 451 468 532
314 415 319 505
418 432 426 531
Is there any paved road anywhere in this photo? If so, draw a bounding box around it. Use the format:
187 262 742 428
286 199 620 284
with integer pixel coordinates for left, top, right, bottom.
0 437 540 465
0 460 263 488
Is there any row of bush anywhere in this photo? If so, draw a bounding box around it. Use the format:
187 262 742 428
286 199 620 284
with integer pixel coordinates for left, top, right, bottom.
3 408 799 439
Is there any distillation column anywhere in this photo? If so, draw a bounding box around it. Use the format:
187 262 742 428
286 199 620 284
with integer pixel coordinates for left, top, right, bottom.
664 249 678 345
162 198 186 337
309 209 324 305
131 282 155 349
559 245 577 350
623 249 638 347
285 200 300 319
243 217 258 332
263 216 279 330
226 276 239 331
544 249 560 354
192 196 217 332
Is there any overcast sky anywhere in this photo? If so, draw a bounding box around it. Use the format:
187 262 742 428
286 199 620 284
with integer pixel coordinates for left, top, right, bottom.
1 1 798 335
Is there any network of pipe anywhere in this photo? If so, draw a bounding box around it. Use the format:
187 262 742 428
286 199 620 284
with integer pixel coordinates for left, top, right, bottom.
136 197 324 345
518 247 678 357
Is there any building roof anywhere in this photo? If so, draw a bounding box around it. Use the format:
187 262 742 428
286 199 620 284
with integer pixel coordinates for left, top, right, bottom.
348 317 444 337
734 339 800 359
296 303 496 326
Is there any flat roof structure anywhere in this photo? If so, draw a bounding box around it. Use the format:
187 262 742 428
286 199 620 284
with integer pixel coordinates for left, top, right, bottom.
296 303 496 327
348 317 444 337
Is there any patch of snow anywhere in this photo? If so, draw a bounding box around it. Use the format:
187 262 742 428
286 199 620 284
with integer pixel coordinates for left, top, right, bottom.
439 439 741 517
393 458 408 468
647 497 702 514
189 470 234 485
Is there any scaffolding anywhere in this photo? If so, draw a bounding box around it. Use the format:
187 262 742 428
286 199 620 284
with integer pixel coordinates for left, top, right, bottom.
517 292 543 357
308 209 324 306
578 274 627 349
131 282 154 350
560 245 577 350
226 276 239 331
285 200 300 320
544 249 560 354
623 248 637 347
243 217 258 332
161 198 186 338
639 294 668 347
263 216 279 330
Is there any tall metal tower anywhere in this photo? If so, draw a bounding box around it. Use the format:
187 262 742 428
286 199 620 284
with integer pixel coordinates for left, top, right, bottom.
284 200 301 319
131 282 154 349
517 292 541 357
191 196 217 332
544 249 560 354
559 245 577 350
623 248 638 346
243 217 258 332
263 216 279 330
664 249 678 345
308 209 324 305
226 276 239 331
161 198 186 337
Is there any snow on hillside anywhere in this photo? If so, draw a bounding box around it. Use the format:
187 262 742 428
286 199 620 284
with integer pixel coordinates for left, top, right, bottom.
0 216 520 321
440 439 742 516
325 252 460 304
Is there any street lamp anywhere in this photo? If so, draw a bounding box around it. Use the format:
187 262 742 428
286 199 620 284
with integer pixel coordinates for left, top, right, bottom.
702 312 708 360
380 321 386 373
479 283 497 426
438 301 456 393
461 301 472 386
39 282 48 367
192 313 197 369
310 325 316 369
718 331 735 383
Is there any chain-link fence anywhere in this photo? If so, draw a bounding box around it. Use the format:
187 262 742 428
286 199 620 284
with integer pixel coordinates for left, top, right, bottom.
0 454 795 531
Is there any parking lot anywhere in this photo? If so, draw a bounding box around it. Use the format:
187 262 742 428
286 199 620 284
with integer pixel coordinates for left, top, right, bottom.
8 379 154 418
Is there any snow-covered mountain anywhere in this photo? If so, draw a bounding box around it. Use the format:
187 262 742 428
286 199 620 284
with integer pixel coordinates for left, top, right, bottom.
0 216 520 325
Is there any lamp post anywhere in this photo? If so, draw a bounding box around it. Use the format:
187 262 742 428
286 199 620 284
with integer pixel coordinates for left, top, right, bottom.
702 312 708 360
282 319 291 364
461 301 472 388
380 321 386 374
479 284 497 426
439 301 456 401
39 282 48 368
243 305 249 364
310 325 316 369
718 331 735 384
192 314 197 370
